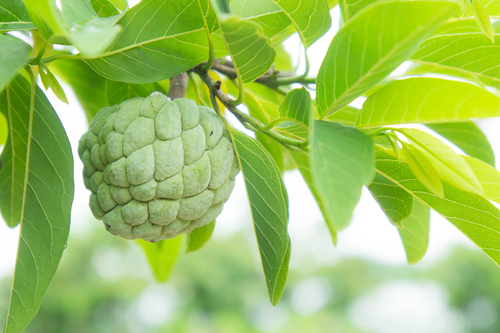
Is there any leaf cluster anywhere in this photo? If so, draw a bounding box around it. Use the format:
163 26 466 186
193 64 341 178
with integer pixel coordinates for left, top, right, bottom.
2 0 500 331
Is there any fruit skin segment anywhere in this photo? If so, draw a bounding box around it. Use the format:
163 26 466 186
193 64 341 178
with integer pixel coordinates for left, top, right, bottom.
78 92 239 242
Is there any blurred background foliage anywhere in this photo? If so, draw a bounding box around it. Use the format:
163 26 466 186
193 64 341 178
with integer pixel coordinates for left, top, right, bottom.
1 221 499 333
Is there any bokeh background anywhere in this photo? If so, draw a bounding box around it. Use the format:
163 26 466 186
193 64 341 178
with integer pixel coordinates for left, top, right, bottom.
2 2 500 332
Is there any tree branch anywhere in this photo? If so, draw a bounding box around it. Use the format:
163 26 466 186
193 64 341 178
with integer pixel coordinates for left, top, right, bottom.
168 72 188 100
192 65 308 151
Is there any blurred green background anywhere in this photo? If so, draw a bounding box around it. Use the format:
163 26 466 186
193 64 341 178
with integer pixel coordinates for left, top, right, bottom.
1 221 499 333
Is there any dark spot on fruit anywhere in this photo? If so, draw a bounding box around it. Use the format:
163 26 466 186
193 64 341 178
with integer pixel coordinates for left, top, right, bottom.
210 131 213 136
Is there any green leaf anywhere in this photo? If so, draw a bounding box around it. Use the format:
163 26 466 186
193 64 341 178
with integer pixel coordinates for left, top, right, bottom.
85 0 225 83
0 112 7 146
39 63 69 104
68 13 125 57
230 0 292 38
136 236 184 282
397 198 430 265
0 0 35 31
90 0 121 17
464 0 500 17
0 35 31 93
288 150 337 243
49 58 107 120
339 0 377 23
325 105 359 126
433 18 482 35
472 0 494 42
24 0 65 40
62 0 97 27
401 128 484 196
279 87 313 127
105 79 156 106
0 74 74 333
427 122 495 166
213 6 276 84
464 156 500 204
357 78 500 128
272 0 331 47
411 33 500 88
402 142 444 197
375 150 500 267
368 173 413 228
310 120 375 231
231 130 291 306
186 220 215 253
316 0 459 118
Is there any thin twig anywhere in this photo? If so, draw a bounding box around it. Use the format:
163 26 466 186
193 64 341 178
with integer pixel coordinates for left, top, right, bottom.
210 62 316 89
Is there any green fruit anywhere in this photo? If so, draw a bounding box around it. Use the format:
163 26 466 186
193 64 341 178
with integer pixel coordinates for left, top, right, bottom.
78 92 239 242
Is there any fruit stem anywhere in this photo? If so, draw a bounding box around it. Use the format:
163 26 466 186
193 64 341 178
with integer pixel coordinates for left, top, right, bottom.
168 72 189 100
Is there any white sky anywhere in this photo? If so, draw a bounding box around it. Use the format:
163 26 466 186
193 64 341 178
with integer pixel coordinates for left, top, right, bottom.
0 6 497 281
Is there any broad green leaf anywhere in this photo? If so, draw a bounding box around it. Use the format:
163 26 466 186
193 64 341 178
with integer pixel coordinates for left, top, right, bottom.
105 79 155 106
472 0 495 42
375 150 500 267
68 13 125 57
411 33 500 88
279 87 313 127
357 78 500 128
213 7 276 84
24 0 65 40
0 112 7 146
85 0 225 83
287 150 337 243
339 0 377 23
39 63 69 104
272 0 331 47
186 220 215 253
368 173 413 228
0 74 74 333
136 236 184 282
232 130 291 306
427 122 495 166
316 0 459 118
404 62 485 87
62 0 96 27
310 120 375 231
90 0 120 17
401 128 484 196
398 198 430 265
464 156 500 204
0 35 31 92
433 18 482 35
0 0 35 31
464 0 500 17
325 105 359 126
402 142 444 197
230 0 292 38
49 58 107 120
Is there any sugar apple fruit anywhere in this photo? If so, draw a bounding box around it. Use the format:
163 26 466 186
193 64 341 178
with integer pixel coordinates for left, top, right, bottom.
78 92 239 242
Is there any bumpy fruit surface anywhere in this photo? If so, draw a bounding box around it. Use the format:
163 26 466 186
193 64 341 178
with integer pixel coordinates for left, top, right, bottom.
78 92 239 242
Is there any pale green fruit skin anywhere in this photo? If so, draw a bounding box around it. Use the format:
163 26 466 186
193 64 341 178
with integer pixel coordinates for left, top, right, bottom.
78 92 239 242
